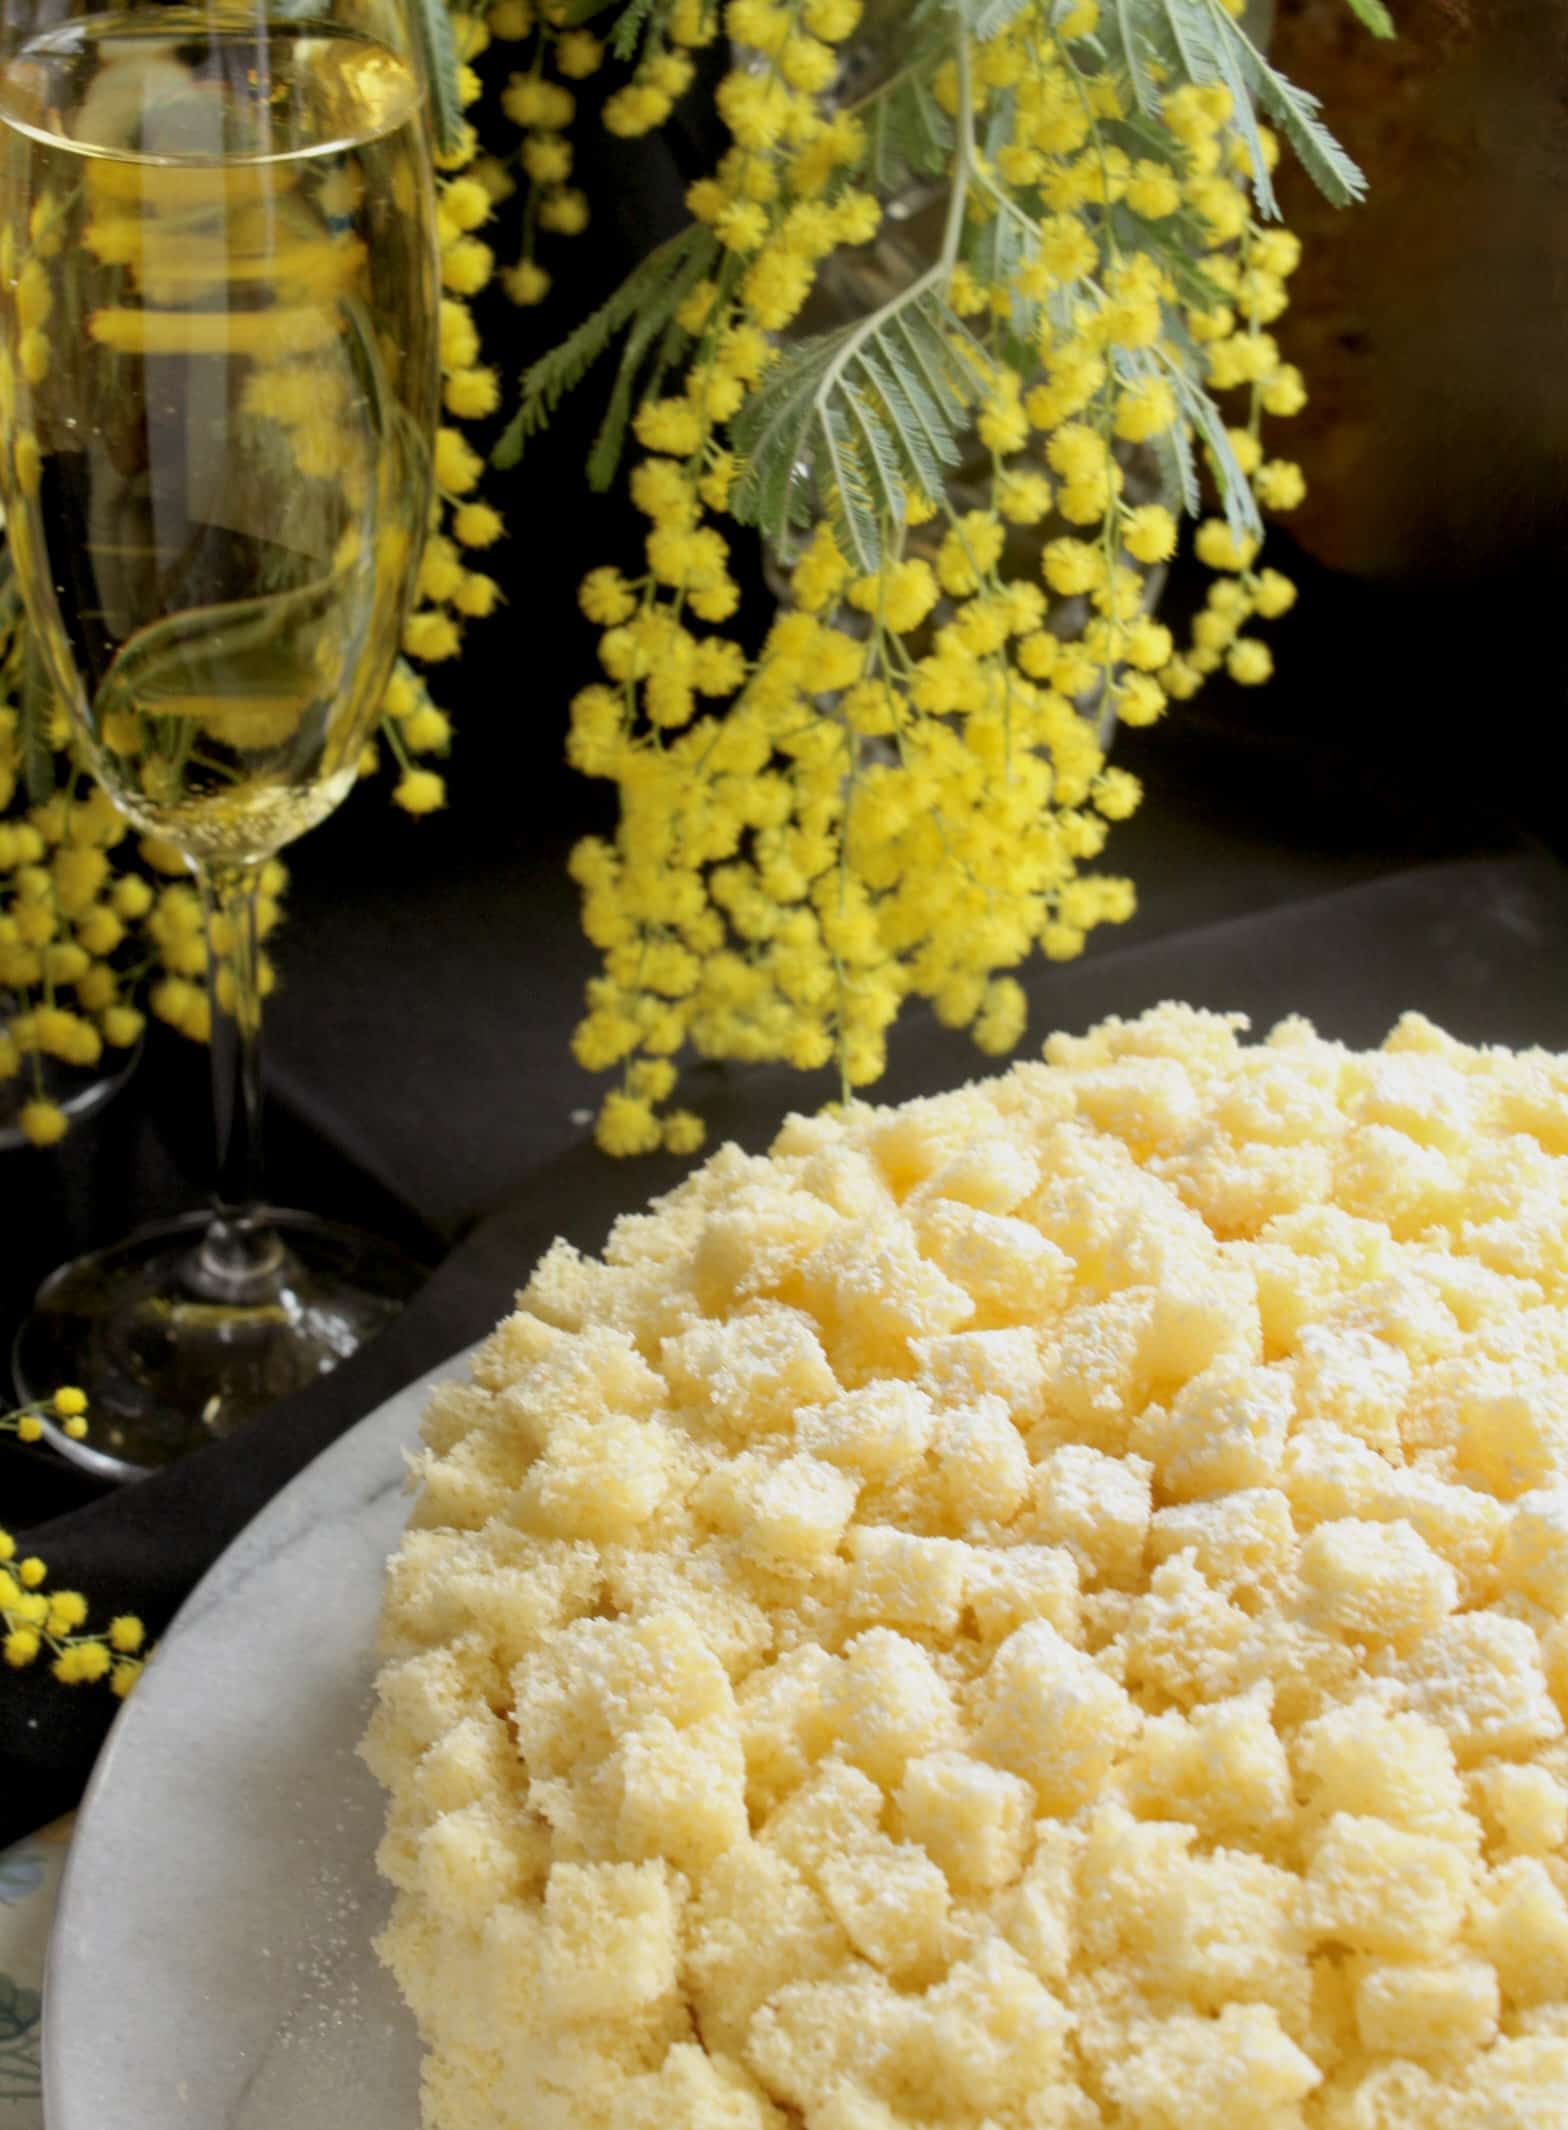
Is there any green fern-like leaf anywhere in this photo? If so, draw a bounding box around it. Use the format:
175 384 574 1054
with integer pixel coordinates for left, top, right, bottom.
836 387 907 561
1154 0 1208 97
1251 56 1368 207
1156 0 1278 216
729 333 844 534
1111 0 1161 117
873 344 961 496
864 61 954 191
1186 0 1368 209
1163 358 1263 546
610 0 660 62
1341 0 1395 37
967 181 1031 328
731 292 976 572
492 225 719 470
1151 418 1200 520
890 306 971 431
586 281 696 491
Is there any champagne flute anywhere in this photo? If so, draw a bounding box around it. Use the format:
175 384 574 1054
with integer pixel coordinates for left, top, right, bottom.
0 0 440 1475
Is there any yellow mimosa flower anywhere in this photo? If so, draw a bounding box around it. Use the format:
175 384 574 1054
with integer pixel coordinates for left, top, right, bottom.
193 694 307 750
12 428 39 501
88 305 340 358
15 258 50 330
85 160 299 210
17 328 49 383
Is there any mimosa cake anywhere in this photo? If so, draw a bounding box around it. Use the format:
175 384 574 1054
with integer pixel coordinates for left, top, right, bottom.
364 1006 1568 2129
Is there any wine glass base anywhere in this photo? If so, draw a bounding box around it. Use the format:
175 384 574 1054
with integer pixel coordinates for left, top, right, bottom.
12 1210 428 1481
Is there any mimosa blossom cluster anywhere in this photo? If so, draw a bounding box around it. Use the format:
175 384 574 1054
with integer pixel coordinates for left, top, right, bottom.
1 1390 145 1692
544 0 1312 1153
381 14 511 818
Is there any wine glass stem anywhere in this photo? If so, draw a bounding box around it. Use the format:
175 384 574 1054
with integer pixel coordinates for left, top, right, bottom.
194 855 282 1303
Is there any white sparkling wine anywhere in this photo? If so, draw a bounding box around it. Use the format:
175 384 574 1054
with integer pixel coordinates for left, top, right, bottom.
0 13 438 860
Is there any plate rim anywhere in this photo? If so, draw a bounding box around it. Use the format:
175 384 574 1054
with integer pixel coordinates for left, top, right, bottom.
40 1340 476 2123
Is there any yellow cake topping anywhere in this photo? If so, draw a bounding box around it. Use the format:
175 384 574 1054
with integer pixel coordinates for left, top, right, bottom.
364 1006 1568 2129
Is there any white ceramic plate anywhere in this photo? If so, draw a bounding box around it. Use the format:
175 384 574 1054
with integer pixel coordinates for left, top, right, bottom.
43 1354 466 2130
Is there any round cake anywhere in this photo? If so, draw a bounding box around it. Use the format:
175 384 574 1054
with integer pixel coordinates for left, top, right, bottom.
363 1006 1568 2129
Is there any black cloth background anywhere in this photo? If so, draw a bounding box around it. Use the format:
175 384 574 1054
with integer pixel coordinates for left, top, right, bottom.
3 80 1566 1842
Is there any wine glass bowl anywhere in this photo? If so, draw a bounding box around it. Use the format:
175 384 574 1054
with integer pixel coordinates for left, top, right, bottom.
0 8 435 860
0 0 440 1472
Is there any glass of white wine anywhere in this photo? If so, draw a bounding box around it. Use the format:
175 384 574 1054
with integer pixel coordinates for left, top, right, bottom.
0 0 440 1475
